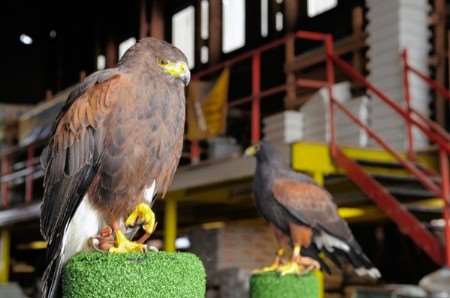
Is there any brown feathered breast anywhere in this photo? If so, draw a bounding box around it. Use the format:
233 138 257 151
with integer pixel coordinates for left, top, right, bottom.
49 72 185 224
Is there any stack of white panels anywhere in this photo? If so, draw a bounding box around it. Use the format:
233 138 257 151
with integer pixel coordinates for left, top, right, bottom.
263 111 303 144
366 0 430 150
334 96 369 147
301 82 352 143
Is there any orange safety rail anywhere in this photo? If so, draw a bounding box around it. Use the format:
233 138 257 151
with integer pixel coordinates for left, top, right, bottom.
0 143 41 208
190 31 332 162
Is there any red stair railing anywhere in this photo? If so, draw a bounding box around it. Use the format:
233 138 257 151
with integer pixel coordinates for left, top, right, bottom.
326 47 450 266
402 49 450 264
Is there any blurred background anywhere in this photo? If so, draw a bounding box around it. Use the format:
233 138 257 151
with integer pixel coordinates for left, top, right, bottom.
0 0 450 297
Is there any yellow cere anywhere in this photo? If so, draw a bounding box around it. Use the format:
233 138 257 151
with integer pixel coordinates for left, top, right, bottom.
160 60 188 77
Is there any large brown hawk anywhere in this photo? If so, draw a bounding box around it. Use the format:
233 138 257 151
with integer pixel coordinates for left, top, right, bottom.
246 141 380 278
40 38 190 297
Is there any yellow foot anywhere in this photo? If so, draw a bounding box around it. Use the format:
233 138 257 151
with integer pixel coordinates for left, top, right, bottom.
277 261 303 276
109 229 147 253
125 203 156 234
253 263 281 274
277 257 320 276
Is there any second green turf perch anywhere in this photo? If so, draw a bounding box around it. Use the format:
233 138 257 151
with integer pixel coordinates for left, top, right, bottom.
63 251 205 298
250 271 322 298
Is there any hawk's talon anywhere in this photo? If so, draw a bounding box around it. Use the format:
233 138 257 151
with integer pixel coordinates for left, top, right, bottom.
277 257 321 276
253 248 285 274
277 261 303 276
147 245 159 252
109 229 147 253
125 203 156 235
253 263 282 274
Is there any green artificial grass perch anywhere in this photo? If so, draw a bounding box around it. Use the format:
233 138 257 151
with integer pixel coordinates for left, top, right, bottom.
63 251 206 298
250 271 322 298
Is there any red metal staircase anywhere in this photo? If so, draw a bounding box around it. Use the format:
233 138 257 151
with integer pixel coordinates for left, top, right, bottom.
327 51 450 266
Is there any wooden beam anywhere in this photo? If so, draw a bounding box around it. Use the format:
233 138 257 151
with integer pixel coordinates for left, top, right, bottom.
150 0 165 40
209 0 222 64
352 6 364 73
284 34 296 109
139 0 149 39
284 0 299 32
434 0 446 126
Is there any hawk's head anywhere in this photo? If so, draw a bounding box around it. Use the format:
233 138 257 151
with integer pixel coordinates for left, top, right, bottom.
119 37 190 87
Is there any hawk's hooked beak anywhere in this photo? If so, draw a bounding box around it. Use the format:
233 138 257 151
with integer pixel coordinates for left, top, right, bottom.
244 144 260 157
161 61 191 86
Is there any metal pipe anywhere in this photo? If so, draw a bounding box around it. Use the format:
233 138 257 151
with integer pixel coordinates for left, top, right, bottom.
408 64 450 102
325 35 337 154
192 35 290 80
228 78 328 108
411 109 450 141
25 145 34 203
332 55 450 152
440 148 450 266
296 30 328 41
333 99 442 197
401 49 415 160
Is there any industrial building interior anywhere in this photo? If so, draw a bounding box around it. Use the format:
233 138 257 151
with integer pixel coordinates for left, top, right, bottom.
0 0 450 297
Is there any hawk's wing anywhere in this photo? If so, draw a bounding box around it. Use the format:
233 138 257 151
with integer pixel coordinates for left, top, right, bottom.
40 69 120 239
271 178 353 242
40 69 120 298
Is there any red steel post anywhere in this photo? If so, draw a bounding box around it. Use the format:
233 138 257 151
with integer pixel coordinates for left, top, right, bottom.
252 52 261 144
440 147 450 266
325 35 336 154
401 49 415 160
190 140 201 165
25 145 34 203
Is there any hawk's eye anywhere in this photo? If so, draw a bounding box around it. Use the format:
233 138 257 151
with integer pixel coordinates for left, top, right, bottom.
157 58 169 65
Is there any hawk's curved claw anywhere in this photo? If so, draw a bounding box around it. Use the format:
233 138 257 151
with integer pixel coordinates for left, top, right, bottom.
125 203 156 235
276 257 320 276
109 229 147 253
253 248 285 274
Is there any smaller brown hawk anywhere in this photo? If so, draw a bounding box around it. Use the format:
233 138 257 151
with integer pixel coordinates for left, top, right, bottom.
246 141 380 278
